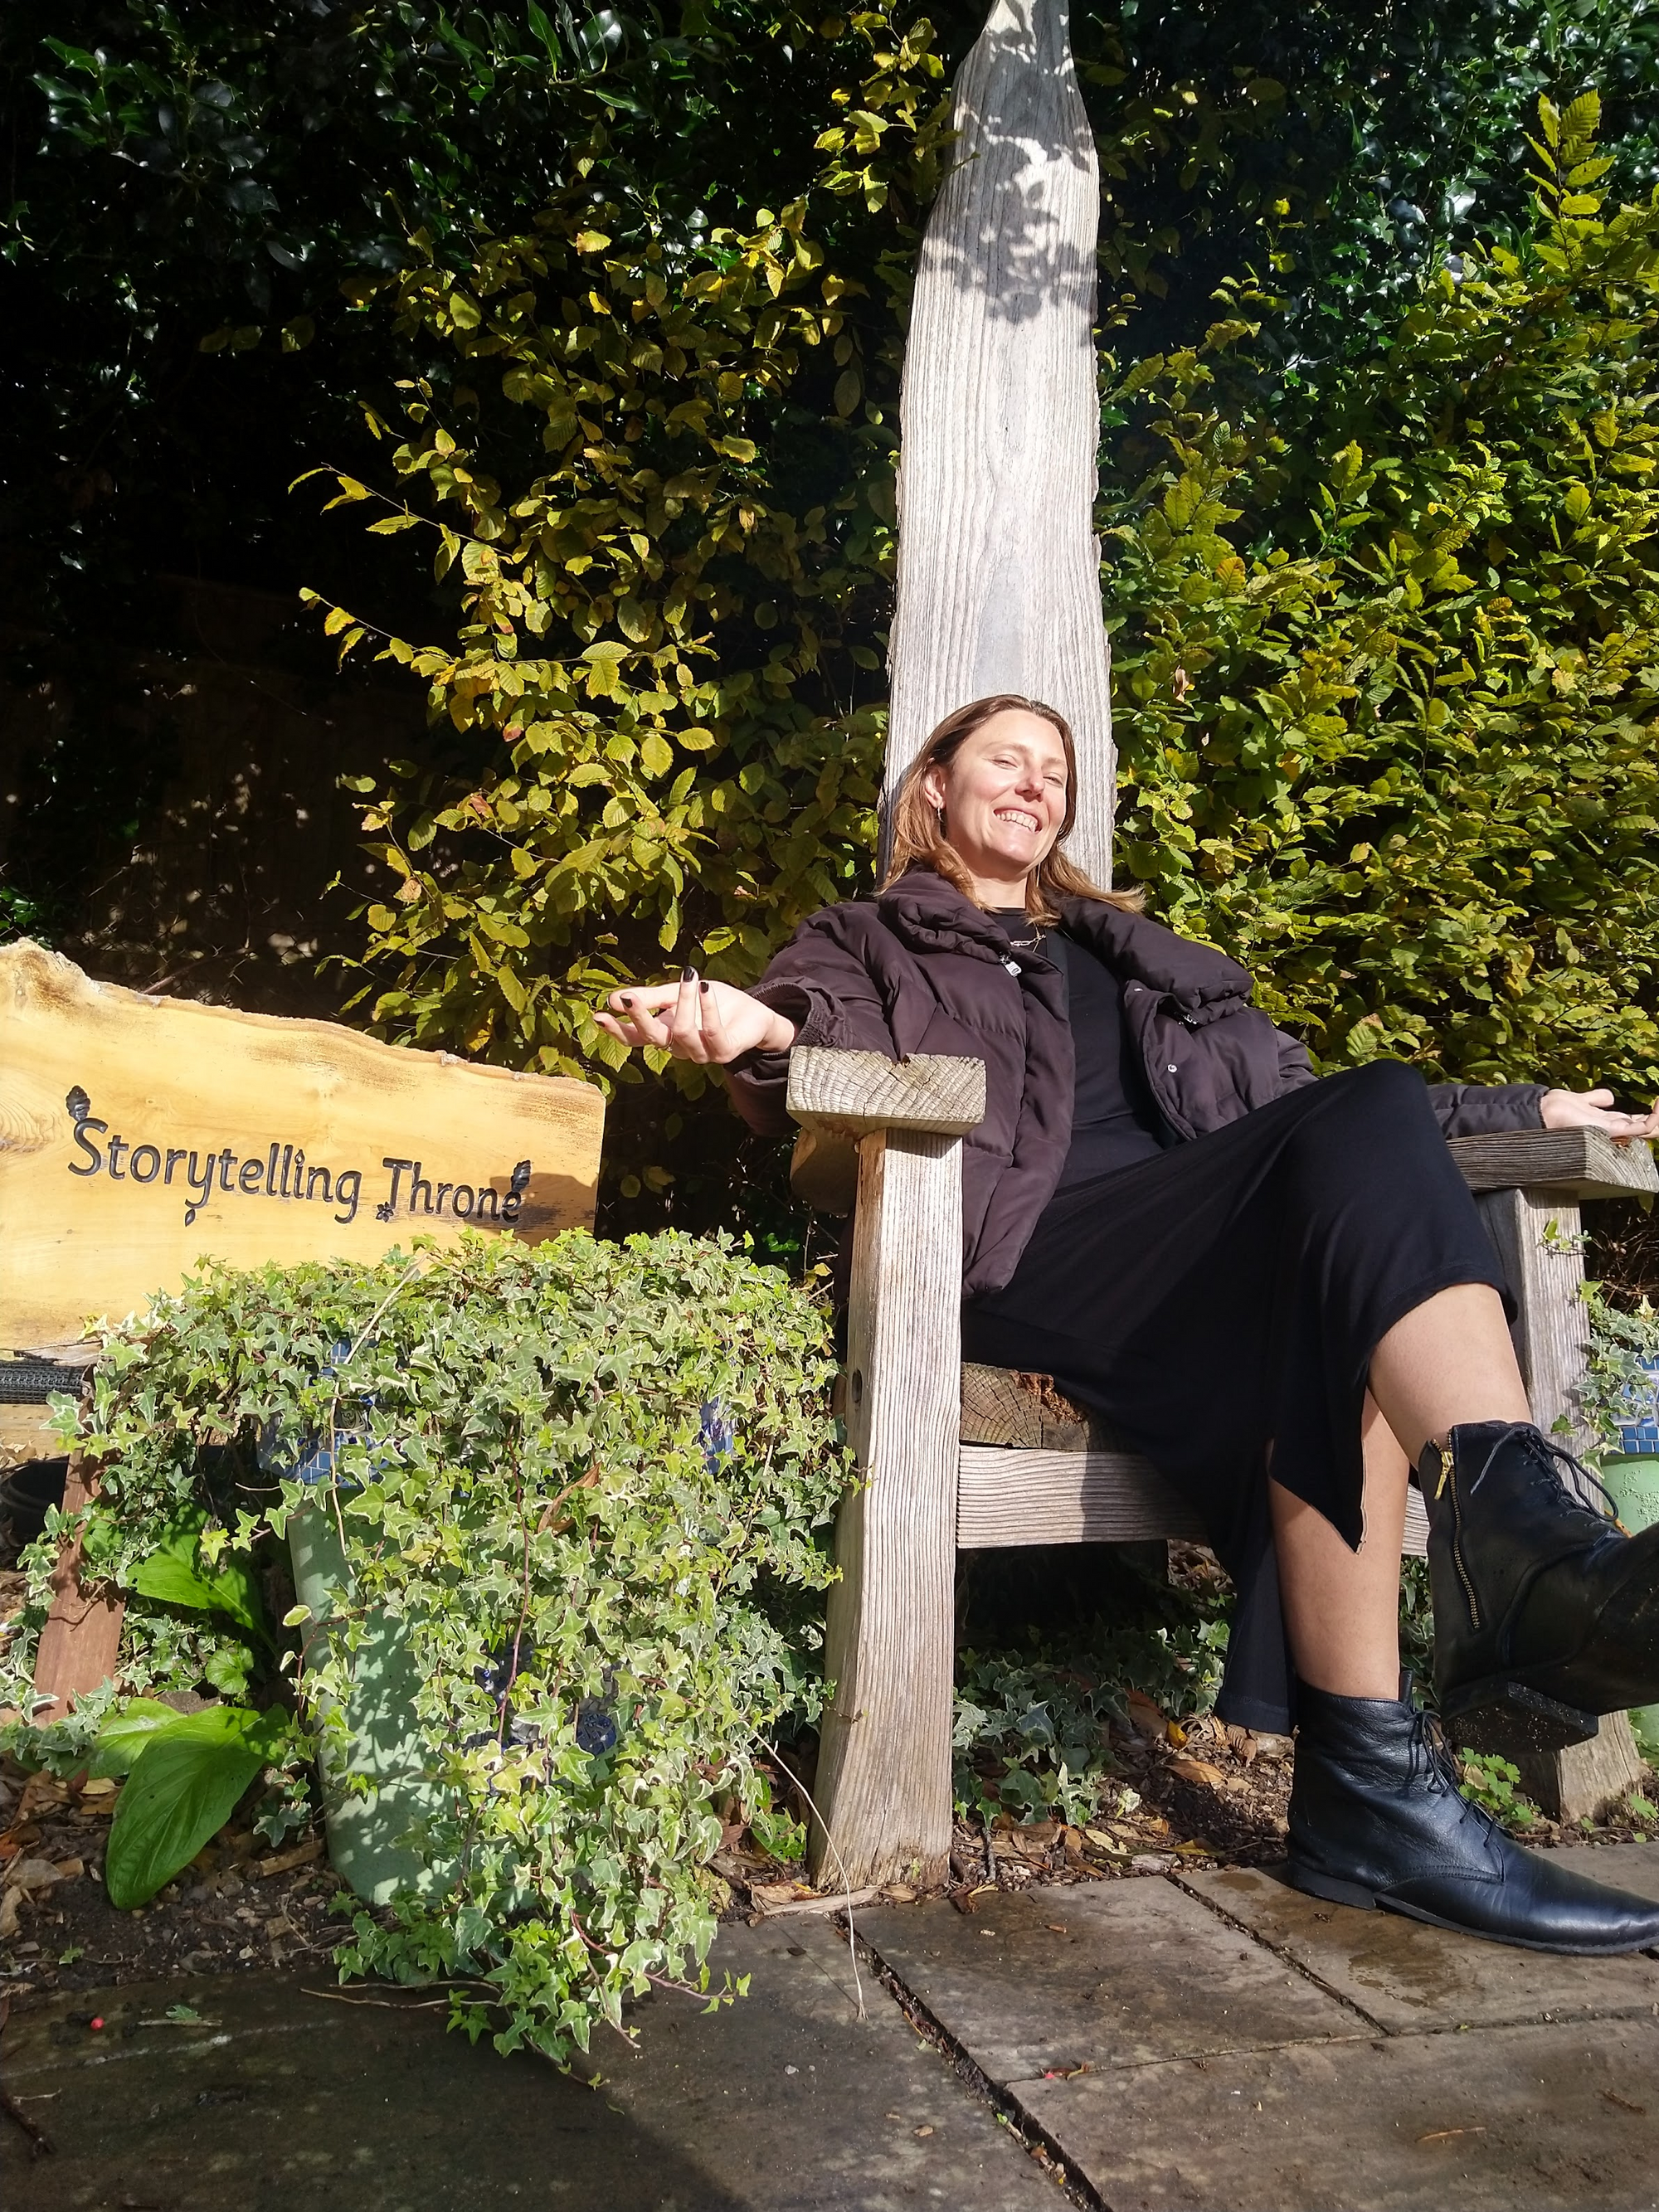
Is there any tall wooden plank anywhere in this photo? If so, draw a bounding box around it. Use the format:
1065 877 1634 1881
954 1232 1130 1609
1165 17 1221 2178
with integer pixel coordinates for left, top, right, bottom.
884 0 1114 886
1474 1185 1647 1821
809 1128 963 1891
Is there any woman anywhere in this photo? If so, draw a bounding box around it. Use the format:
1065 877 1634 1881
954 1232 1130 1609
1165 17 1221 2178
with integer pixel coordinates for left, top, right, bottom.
599 693 1659 1955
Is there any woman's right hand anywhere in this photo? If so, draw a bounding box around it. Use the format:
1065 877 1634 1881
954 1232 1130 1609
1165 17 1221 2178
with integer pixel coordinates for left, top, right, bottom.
594 969 798 1065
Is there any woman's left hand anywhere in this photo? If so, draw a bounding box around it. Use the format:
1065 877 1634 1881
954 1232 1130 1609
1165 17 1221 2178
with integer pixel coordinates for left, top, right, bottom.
1540 1086 1659 1144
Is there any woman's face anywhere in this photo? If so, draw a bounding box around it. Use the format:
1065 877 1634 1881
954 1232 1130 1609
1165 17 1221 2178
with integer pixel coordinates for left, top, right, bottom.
922 709 1070 887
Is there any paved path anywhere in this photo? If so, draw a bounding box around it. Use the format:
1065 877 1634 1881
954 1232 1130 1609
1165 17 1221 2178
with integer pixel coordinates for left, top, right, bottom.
5 1844 1658 2210
860 1840 1659 2211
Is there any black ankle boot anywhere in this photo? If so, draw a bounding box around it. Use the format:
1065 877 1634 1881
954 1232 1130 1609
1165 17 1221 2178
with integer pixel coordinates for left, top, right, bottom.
1287 1682 1659 1954
1418 1421 1659 1753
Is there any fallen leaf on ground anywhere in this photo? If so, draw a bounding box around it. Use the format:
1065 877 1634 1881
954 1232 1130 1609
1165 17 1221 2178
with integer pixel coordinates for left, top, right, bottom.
751 1880 811 1908
19 1775 69 1820
4 1857 66 1893
1126 1690 1168 1738
255 1836 325 1879
1170 1757 1228 1789
882 1883 917 1903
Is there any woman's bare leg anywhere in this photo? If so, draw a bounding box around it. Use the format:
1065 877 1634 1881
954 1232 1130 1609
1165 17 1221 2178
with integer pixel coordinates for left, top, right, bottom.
1367 1282 1530 1463
1271 1397 1411 1699
1272 1283 1530 1699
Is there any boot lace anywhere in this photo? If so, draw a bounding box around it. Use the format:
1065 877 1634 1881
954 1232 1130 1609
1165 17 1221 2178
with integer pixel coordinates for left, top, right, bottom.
1406 1705 1502 1845
1466 1423 1627 1530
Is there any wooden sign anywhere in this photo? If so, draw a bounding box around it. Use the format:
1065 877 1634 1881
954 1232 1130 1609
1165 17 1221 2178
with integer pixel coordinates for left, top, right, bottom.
0 941 606 1352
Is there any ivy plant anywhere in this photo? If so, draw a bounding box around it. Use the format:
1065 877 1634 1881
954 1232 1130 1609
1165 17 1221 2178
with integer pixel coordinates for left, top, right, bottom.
38 1229 848 2063
1574 1281 1659 1452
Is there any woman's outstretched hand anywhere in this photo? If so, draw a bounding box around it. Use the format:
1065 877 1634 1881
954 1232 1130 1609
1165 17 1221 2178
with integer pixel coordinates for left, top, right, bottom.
595 969 798 1065
1540 1086 1659 1144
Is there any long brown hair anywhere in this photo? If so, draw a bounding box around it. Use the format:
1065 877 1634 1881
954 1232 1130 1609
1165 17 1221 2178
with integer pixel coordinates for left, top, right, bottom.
882 693 1142 922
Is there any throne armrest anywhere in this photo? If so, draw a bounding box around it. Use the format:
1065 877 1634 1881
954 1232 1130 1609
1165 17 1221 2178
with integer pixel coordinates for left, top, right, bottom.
786 1048 987 1214
1448 1127 1657 1201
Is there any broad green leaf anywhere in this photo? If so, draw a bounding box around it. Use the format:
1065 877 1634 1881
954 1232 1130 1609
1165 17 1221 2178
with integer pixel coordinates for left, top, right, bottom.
105 1708 288 1910
89 1699 187 1779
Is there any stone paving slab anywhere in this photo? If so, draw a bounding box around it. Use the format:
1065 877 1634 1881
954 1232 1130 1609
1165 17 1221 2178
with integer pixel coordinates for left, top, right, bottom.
0 1919 1058 2212
1182 1842 1659 2034
855 1878 1366 2080
1011 2014 1659 2212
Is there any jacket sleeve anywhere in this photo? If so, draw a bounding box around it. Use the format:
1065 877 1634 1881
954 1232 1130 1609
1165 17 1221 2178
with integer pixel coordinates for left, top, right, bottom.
1427 1082 1549 1137
1272 1024 1546 1136
723 917 899 1137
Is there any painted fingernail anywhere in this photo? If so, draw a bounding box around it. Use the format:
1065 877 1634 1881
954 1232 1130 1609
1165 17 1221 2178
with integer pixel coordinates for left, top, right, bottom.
699 980 709 994
681 966 698 983
617 995 633 1009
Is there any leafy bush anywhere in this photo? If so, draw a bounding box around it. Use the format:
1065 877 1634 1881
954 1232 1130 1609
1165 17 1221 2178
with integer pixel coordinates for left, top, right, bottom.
1107 91 1659 1094
41 1230 848 2061
304 14 948 1082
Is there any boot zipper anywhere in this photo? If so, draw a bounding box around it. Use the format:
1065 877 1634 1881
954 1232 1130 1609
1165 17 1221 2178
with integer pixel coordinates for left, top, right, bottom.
1443 1450 1481 1628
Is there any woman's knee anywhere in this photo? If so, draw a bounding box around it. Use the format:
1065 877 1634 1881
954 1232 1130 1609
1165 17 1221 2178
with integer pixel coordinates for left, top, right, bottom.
1284 1060 1443 1180
1317 1059 1432 1129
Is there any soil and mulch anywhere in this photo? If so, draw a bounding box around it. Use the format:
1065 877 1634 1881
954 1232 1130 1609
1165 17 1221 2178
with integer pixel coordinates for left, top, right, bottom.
0 1762 349 2007
4 1700 1656 2016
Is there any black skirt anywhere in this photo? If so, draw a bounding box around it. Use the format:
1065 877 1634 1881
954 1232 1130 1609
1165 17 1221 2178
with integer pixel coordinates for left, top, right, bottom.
959 1061 1511 1734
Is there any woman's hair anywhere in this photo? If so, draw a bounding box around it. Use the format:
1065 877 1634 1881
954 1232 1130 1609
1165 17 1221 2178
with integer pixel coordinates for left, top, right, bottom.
881 693 1142 921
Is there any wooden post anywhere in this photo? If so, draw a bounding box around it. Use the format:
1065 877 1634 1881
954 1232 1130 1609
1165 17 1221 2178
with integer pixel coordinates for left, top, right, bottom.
884 0 1114 886
1452 1128 1659 1823
789 1050 985 1889
31 1453 124 1726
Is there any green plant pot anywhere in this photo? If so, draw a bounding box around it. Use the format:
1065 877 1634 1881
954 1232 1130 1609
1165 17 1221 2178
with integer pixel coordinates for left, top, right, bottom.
287 1498 451 1906
1600 1454 1659 1762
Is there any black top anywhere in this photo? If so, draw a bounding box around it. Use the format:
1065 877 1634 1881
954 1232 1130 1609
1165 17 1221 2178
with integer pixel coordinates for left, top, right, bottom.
990 909 1167 1187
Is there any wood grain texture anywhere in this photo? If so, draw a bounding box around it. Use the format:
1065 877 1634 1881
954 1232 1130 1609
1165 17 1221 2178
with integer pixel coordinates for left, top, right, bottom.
32 1454 124 1723
786 1047 986 1137
957 1444 1431 1556
957 1444 1203 1546
1475 1189 1596 1465
1450 1127 1657 1198
1515 1717 1647 1825
960 1361 1092 1450
810 1128 964 1891
883 0 1115 887
787 1126 859 1217
0 940 604 1350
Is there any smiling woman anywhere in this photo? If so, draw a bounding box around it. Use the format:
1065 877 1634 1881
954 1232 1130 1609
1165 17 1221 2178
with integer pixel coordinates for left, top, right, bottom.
596 688 1659 1962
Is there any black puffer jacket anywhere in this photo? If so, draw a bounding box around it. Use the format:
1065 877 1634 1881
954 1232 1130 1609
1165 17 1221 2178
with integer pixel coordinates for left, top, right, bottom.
727 872 1546 1297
